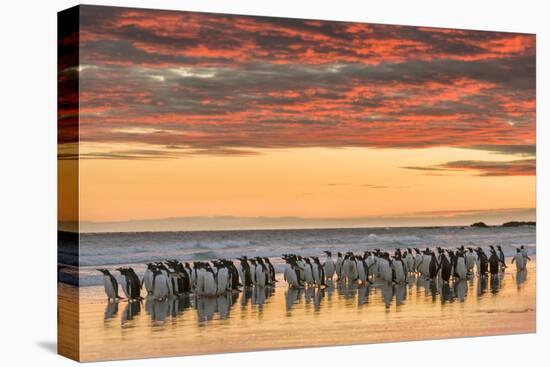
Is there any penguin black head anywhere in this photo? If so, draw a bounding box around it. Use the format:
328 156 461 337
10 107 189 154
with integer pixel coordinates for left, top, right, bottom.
97 268 109 275
324 250 332 257
337 252 342 257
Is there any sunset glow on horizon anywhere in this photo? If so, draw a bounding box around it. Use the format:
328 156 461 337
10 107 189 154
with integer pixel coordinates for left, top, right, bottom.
58 6 536 228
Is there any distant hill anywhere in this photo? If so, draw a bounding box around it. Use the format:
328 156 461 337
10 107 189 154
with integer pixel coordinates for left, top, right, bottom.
471 222 489 228
502 221 536 227
470 221 536 228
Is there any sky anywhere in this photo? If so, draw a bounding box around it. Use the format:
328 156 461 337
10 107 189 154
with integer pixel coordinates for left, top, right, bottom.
58 6 536 231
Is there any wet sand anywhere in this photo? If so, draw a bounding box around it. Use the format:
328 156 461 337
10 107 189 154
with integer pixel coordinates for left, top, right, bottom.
63 259 536 362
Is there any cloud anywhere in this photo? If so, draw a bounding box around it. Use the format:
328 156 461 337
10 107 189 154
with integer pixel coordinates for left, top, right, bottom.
59 6 535 159
402 159 535 176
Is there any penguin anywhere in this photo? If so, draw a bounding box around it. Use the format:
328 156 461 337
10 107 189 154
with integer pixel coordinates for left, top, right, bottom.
263 257 277 284
116 267 142 301
312 256 326 286
282 256 299 288
439 251 452 283
465 248 476 274
97 269 121 302
392 255 407 284
496 245 507 269
455 251 467 280
379 254 393 283
254 258 267 287
428 252 439 280
355 255 365 283
303 257 315 285
239 257 253 287
223 259 242 290
511 248 528 271
202 264 217 296
413 248 423 274
213 261 230 295
156 263 174 296
249 259 257 285
335 252 344 280
166 260 191 294
404 249 414 274
151 267 170 300
184 262 195 287
476 248 489 275
489 249 500 275
323 251 335 280
142 263 155 294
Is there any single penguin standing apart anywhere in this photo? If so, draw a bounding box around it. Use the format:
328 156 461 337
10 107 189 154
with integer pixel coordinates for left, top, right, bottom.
97 269 121 302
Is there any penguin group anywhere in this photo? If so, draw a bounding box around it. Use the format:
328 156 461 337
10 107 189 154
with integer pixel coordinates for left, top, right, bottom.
281 245 530 289
98 257 277 302
98 245 531 308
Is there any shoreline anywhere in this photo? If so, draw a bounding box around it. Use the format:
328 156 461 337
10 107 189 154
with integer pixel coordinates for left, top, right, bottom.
61 260 536 361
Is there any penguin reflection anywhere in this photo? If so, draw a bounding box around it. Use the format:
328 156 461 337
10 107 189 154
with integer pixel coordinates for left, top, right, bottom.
196 293 237 323
357 285 371 307
490 274 502 295
313 287 325 311
151 298 171 324
516 269 527 288
104 302 118 320
337 281 357 301
285 287 302 312
454 279 467 302
477 276 488 298
240 286 253 307
440 283 453 304
382 283 393 308
252 285 274 311
122 301 141 324
394 284 407 306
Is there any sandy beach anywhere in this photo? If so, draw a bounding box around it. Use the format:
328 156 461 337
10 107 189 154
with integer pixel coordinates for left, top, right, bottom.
59 258 535 362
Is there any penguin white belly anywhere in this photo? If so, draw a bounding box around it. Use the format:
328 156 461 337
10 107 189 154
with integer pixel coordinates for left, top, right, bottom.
237 265 244 284
379 260 391 282
217 269 229 294
356 262 366 283
466 254 476 270
394 262 405 283
103 276 116 299
144 270 154 293
120 276 130 298
405 255 413 273
324 260 335 279
349 261 358 281
203 272 216 296
255 267 266 287
285 266 298 286
515 254 525 270
312 263 320 284
196 270 205 295
456 258 467 279
415 255 422 273
304 266 314 284
335 259 343 277
153 274 169 300
250 265 257 284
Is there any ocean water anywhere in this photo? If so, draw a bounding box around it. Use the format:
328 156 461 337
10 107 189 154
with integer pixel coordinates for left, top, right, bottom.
59 226 535 287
